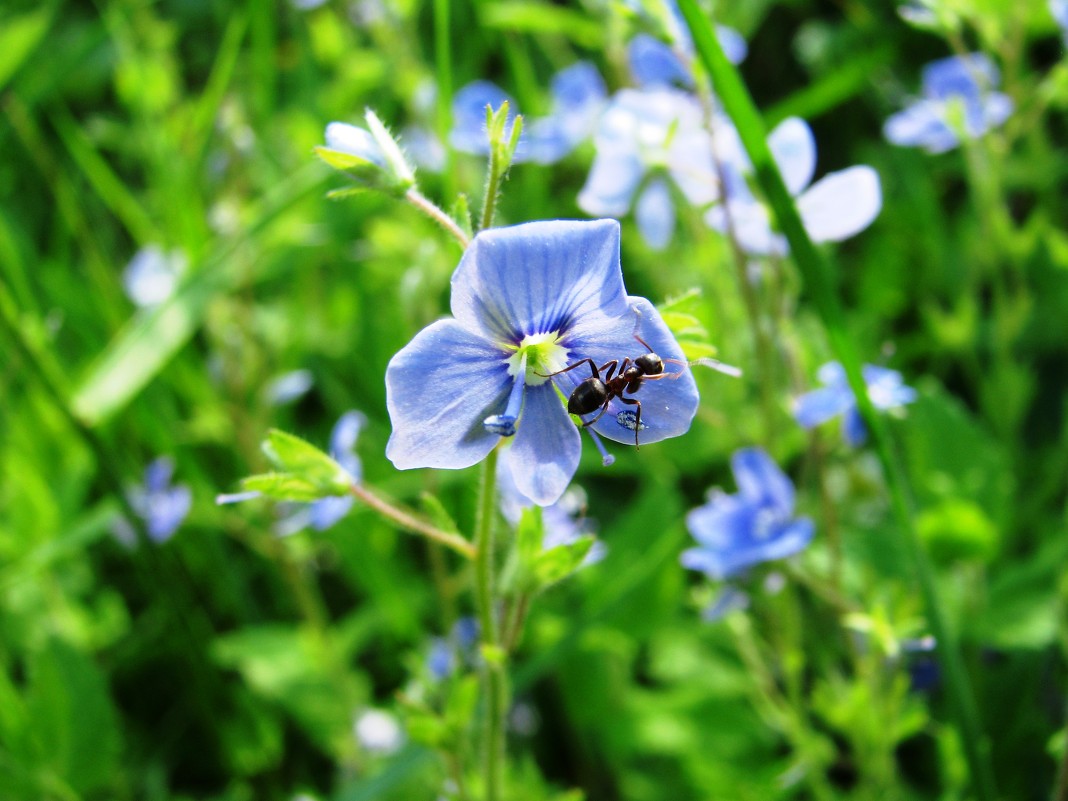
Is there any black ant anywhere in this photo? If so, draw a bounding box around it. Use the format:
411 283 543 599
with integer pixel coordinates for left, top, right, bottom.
538 335 685 448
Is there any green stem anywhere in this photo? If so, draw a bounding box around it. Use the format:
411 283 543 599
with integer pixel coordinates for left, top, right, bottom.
676 4 997 800
406 188 470 248
348 482 476 559
474 447 506 801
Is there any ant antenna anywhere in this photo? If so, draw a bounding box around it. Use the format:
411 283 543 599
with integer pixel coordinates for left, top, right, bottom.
630 303 742 377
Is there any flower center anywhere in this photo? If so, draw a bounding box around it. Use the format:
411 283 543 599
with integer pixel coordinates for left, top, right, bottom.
505 332 569 387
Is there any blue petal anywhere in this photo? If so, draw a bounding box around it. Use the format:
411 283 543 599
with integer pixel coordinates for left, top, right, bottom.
685 493 756 550
500 384 582 506
705 199 785 256
560 297 700 446
628 34 693 89
731 447 795 515
520 116 572 164
793 386 853 428
768 118 816 196
970 92 1013 137
635 178 676 250
450 81 516 155
144 457 175 493
862 365 917 410
385 319 509 470
716 25 748 65
147 485 192 543
450 220 629 342
578 147 644 216
1054 0 1068 39
797 166 882 243
325 122 386 165
547 61 607 147
332 410 367 455
883 101 960 153
922 54 999 101
816 361 848 387
843 408 869 447
310 495 355 530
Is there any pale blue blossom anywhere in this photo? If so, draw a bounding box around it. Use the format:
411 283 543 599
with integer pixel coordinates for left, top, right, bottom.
123 246 186 307
628 24 746 89
113 457 192 545
705 117 882 256
578 88 725 249
883 54 1013 153
681 448 814 579
1054 0 1068 44
793 362 917 446
384 220 699 505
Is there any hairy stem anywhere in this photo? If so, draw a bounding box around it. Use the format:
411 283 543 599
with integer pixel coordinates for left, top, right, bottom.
406 187 470 248
348 482 476 558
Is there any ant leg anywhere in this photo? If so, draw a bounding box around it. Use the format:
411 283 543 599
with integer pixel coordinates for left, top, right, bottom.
537 358 599 379
580 396 613 428
600 359 620 382
617 395 643 448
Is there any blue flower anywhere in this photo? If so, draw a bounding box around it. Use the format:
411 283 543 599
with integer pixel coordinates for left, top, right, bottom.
275 411 367 534
883 54 1013 154
123 245 186 307
427 617 480 680
705 117 882 256
114 457 192 545
578 88 722 250
385 219 699 506
450 62 606 164
497 459 606 565
1054 0 1068 44
628 24 746 89
680 448 814 580
793 362 917 447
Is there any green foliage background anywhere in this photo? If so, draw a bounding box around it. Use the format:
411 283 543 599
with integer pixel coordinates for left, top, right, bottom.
2 0 1067 799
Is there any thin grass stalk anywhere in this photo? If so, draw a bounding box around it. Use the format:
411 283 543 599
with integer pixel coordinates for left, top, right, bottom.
675 3 997 799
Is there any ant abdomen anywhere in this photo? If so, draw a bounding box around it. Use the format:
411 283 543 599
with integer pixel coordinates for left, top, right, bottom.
567 378 608 415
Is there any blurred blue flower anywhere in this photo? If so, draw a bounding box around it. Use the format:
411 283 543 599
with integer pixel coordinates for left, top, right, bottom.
1055 0 1068 43
793 362 917 446
498 459 606 565
450 62 606 164
628 24 746 89
114 457 192 545
264 369 314 405
276 411 367 534
883 54 1013 153
681 448 814 579
123 245 186 308
578 88 724 250
705 117 882 256
427 617 480 680
385 219 699 506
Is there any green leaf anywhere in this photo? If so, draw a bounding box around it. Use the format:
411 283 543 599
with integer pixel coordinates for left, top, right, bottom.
262 429 352 493
0 6 53 91
481 1 603 48
533 536 595 587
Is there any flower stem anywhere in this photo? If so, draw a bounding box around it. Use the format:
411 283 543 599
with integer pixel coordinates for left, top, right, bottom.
474 446 506 801
348 482 476 558
677 5 997 799
405 187 470 249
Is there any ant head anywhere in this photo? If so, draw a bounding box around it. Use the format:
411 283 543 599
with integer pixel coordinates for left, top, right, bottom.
635 352 663 375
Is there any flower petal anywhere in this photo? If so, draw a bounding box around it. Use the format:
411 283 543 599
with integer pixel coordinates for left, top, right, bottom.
578 148 644 216
883 101 959 153
385 319 509 470
768 117 816 196
635 178 676 250
922 54 998 101
450 219 629 341
797 166 881 243
500 384 582 506
325 122 385 165
560 296 700 446
793 386 853 428
628 34 692 89
842 408 869 447
548 61 607 146
730 447 795 515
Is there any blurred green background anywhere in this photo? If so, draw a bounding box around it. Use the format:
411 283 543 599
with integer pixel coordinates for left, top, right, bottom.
2 0 1068 799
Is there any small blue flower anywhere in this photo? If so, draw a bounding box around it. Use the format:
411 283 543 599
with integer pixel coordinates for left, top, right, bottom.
114 457 192 545
883 54 1013 154
427 617 480 680
578 88 721 250
680 448 814 580
450 62 606 164
325 121 388 167
705 117 882 256
123 246 186 307
793 362 917 447
497 459 606 565
276 411 367 534
264 369 314 406
385 219 699 506
628 24 746 89
1054 0 1068 44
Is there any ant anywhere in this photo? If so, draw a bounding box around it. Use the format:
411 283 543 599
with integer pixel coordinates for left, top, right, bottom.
538 334 685 448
